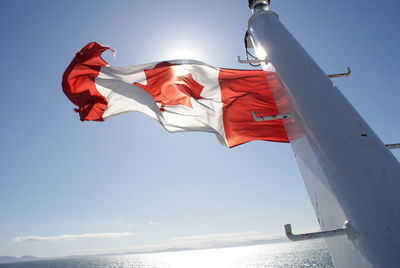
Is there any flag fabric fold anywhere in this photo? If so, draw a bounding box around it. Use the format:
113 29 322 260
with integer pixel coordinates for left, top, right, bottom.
62 42 288 147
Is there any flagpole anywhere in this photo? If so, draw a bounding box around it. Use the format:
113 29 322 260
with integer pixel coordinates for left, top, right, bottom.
247 1 400 267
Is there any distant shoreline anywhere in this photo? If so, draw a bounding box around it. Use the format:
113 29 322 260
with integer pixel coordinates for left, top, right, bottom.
0 237 295 264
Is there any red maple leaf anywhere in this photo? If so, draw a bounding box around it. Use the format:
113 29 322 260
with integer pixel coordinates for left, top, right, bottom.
134 62 204 112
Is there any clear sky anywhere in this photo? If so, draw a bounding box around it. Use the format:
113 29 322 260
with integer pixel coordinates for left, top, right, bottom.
1 0 399 258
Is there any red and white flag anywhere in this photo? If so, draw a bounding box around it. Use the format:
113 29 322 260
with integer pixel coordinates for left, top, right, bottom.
62 42 288 147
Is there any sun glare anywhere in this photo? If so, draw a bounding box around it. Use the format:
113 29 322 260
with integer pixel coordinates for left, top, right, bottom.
255 44 268 60
170 48 200 60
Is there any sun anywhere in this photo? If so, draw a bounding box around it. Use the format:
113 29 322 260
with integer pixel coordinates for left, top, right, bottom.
170 48 200 60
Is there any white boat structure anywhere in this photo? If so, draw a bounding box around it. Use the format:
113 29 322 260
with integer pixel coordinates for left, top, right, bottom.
246 1 400 267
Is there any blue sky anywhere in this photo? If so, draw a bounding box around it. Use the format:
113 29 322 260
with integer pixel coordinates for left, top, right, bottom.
0 0 399 258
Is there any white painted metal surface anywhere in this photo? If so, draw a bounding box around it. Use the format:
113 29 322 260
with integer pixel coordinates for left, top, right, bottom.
248 2 400 267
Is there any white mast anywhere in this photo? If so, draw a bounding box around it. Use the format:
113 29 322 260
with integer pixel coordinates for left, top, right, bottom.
247 1 400 267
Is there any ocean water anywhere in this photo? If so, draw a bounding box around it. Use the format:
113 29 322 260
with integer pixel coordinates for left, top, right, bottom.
0 240 333 268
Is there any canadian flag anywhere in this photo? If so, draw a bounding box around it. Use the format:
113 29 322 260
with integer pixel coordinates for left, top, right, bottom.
62 42 288 147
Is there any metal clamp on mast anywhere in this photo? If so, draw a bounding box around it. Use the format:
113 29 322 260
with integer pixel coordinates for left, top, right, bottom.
385 143 400 150
284 221 350 241
252 111 292 122
328 67 352 78
237 56 270 64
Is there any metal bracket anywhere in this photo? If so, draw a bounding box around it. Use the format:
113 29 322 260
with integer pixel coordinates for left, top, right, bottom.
284 221 350 241
328 67 352 78
252 111 292 122
386 143 400 150
249 0 271 9
237 56 270 64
